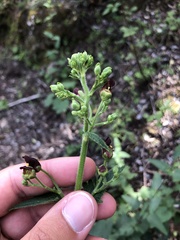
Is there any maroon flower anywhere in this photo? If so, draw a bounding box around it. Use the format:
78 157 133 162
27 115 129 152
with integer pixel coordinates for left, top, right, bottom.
22 155 41 172
100 78 115 103
102 78 115 91
73 88 79 95
102 137 113 159
105 137 112 146
98 165 107 173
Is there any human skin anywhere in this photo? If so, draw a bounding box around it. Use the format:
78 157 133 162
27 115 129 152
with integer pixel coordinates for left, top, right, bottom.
0 157 116 240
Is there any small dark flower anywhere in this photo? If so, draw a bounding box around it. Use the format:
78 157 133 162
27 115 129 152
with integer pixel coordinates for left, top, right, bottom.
22 155 41 172
98 164 108 176
98 165 107 173
73 88 79 95
102 137 113 159
105 137 112 146
102 78 115 91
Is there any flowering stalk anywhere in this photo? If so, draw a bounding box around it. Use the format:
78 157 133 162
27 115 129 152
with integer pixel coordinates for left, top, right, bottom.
18 52 121 206
51 51 117 193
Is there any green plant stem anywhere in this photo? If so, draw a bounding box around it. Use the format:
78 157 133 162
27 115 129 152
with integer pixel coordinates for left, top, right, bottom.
89 101 104 131
28 179 59 194
75 130 89 190
95 121 109 127
75 70 91 190
41 169 64 198
80 70 89 95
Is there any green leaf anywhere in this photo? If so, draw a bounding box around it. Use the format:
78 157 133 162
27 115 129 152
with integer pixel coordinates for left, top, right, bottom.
122 195 140 210
172 169 180 182
151 172 162 190
148 159 170 173
120 26 139 38
147 213 168 235
83 178 105 203
88 132 111 152
156 206 174 223
44 93 54 107
83 177 96 194
63 80 76 89
139 186 151 200
90 218 113 238
43 31 54 39
149 197 161 213
106 168 114 182
52 99 69 114
106 166 124 182
118 151 130 158
93 191 105 203
10 193 61 211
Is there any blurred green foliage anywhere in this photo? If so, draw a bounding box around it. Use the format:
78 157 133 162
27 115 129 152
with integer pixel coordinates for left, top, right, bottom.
1 0 179 238
91 140 180 239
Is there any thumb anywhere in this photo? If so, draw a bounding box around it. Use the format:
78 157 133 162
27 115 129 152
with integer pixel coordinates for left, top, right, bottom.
22 191 98 240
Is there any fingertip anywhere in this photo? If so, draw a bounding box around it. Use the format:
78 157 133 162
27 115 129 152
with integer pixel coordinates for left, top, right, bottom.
97 193 117 220
84 157 96 177
62 191 98 233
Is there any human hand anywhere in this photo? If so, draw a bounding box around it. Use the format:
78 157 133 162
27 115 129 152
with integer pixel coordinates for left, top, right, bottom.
0 157 116 240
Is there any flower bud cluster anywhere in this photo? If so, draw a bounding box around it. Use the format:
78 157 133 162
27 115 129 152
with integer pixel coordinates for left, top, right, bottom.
94 63 101 76
107 112 118 123
71 99 81 111
72 104 88 118
51 82 77 100
68 51 93 78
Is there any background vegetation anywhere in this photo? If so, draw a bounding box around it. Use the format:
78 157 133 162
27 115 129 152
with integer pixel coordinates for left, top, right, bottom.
0 0 180 239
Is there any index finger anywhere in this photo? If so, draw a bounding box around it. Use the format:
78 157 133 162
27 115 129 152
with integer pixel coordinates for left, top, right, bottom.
0 157 96 216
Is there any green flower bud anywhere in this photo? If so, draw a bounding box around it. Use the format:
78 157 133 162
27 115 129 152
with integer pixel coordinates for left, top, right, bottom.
56 92 67 99
71 104 88 118
24 168 36 179
56 82 64 91
70 69 79 79
71 110 77 116
101 67 112 79
81 105 87 114
107 113 118 123
22 179 29 186
20 167 36 180
71 99 81 110
50 82 64 93
50 84 58 93
71 110 84 118
77 90 85 99
68 59 77 69
94 63 101 76
68 52 93 72
100 89 112 102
